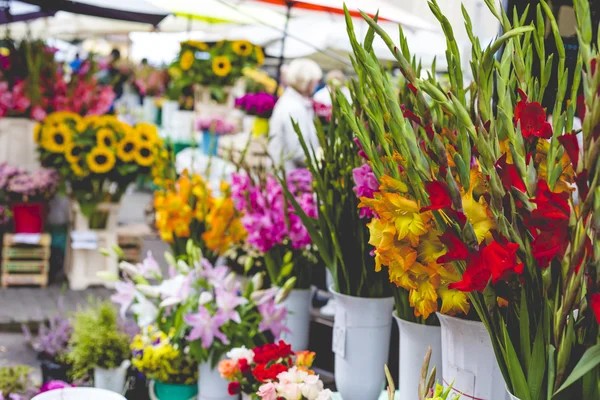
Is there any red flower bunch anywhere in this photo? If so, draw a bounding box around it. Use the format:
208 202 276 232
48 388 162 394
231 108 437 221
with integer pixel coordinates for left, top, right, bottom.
514 89 553 140
252 341 293 364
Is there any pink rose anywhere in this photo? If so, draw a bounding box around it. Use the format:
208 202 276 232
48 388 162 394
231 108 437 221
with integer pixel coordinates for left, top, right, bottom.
257 382 277 400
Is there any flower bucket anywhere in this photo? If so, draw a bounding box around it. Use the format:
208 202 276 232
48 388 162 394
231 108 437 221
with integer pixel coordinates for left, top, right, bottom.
202 130 219 156
198 361 235 400
331 287 394 400
280 288 312 351
251 117 269 137
40 358 70 384
506 388 520 400
143 97 159 124
393 313 442 400
12 202 46 233
242 116 256 134
161 100 179 130
32 387 126 400
154 380 198 400
93 360 130 393
437 313 507 400
0 117 40 172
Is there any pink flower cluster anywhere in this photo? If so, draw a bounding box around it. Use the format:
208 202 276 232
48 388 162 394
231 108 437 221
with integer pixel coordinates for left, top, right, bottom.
313 101 332 123
0 163 59 202
352 163 378 219
231 169 317 253
196 116 236 135
0 76 114 120
257 366 332 400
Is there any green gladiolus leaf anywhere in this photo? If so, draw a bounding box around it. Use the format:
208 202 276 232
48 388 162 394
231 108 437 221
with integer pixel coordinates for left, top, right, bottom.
554 344 600 395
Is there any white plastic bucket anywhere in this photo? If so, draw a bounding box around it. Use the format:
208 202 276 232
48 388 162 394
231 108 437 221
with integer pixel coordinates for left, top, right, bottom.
437 313 508 400
331 288 394 400
394 313 442 400
93 360 130 394
198 361 235 400
32 388 126 400
161 100 179 130
143 97 158 124
280 288 312 351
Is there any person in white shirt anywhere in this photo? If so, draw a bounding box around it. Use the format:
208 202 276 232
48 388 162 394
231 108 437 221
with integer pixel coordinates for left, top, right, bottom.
313 69 352 106
268 59 323 172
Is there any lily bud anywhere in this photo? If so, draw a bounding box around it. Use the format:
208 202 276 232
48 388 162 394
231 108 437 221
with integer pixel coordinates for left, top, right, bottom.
164 251 177 267
119 261 140 279
251 272 264 291
199 291 214 306
136 284 161 298
224 272 237 291
177 259 190 274
159 297 182 308
99 248 111 257
112 244 125 259
275 277 297 304
96 271 119 281
250 290 266 303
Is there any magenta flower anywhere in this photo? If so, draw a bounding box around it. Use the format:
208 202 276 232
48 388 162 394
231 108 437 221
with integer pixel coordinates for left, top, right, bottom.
258 300 289 338
184 307 229 348
215 287 248 323
111 281 136 319
235 92 277 118
352 163 378 219
38 381 73 393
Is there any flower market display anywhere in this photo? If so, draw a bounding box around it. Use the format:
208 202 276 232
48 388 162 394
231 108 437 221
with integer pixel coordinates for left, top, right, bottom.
219 340 331 400
154 171 246 262
335 0 600 398
0 163 59 233
168 40 263 106
36 113 166 227
196 115 237 155
0 40 114 121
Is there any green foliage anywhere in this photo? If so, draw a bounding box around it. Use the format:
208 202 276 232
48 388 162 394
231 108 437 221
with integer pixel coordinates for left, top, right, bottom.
67 299 131 379
0 366 34 398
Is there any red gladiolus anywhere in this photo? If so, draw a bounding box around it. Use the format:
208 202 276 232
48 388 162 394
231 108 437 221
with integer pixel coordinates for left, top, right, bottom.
590 293 600 324
576 170 590 201
577 94 586 121
420 181 452 212
437 231 469 264
401 105 422 125
408 83 418 95
531 230 567 269
557 132 580 168
449 240 524 293
515 99 553 139
529 180 570 231
228 382 241 395
496 154 527 193
252 363 289 383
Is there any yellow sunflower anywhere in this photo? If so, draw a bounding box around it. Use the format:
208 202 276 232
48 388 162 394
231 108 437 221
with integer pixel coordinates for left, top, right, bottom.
255 46 265 65
45 111 81 126
86 146 116 174
135 142 154 167
232 40 253 56
212 56 232 77
65 142 84 164
97 128 116 148
42 125 72 153
70 159 88 178
185 40 209 51
135 123 159 143
117 136 138 163
33 123 42 144
180 50 194 71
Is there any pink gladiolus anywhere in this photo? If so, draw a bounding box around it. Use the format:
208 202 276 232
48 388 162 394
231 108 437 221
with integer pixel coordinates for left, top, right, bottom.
352 163 378 219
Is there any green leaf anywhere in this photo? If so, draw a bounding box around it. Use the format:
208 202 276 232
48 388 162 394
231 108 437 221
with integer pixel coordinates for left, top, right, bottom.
528 319 546 400
554 344 600 395
520 289 531 372
503 321 532 400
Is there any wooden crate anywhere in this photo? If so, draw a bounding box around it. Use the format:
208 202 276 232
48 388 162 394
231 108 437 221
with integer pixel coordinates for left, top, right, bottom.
1 233 51 288
117 224 152 264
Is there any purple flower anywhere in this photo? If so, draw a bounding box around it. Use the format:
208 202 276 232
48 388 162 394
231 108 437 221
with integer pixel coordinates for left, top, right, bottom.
184 307 229 348
258 299 289 339
111 281 136 319
352 163 378 219
235 92 277 118
215 287 248 323
139 251 161 279
38 381 73 393
199 259 229 287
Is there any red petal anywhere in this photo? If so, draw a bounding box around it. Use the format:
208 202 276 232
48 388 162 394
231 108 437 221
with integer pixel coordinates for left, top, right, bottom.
420 181 452 212
496 154 527 193
407 83 418 95
577 94 586 121
437 230 469 263
558 132 580 168
576 170 590 201
590 293 600 324
517 88 528 101
592 58 597 77
537 122 553 139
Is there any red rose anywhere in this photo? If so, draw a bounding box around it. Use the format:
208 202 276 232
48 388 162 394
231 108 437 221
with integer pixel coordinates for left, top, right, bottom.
252 363 289 382
227 382 241 395
253 343 279 364
238 358 250 374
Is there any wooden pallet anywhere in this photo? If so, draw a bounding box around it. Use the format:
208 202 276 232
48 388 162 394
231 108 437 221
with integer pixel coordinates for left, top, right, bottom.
1 233 51 288
117 224 152 264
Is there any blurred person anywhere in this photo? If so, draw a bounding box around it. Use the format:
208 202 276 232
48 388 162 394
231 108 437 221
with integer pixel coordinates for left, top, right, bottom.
313 69 351 106
70 52 82 72
269 58 323 172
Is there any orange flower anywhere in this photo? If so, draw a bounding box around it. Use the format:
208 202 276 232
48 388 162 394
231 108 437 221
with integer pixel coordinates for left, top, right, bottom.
218 359 239 379
296 351 316 368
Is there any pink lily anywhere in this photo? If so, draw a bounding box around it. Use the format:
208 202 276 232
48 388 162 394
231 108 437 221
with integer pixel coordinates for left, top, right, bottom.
184 307 229 348
258 299 290 338
215 287 248 323
111 281 136 319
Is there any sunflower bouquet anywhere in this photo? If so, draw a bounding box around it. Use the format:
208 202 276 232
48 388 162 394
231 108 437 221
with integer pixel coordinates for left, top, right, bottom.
153 170 246 262
167 40 264 105
341 0 600 399
36 112 167 226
